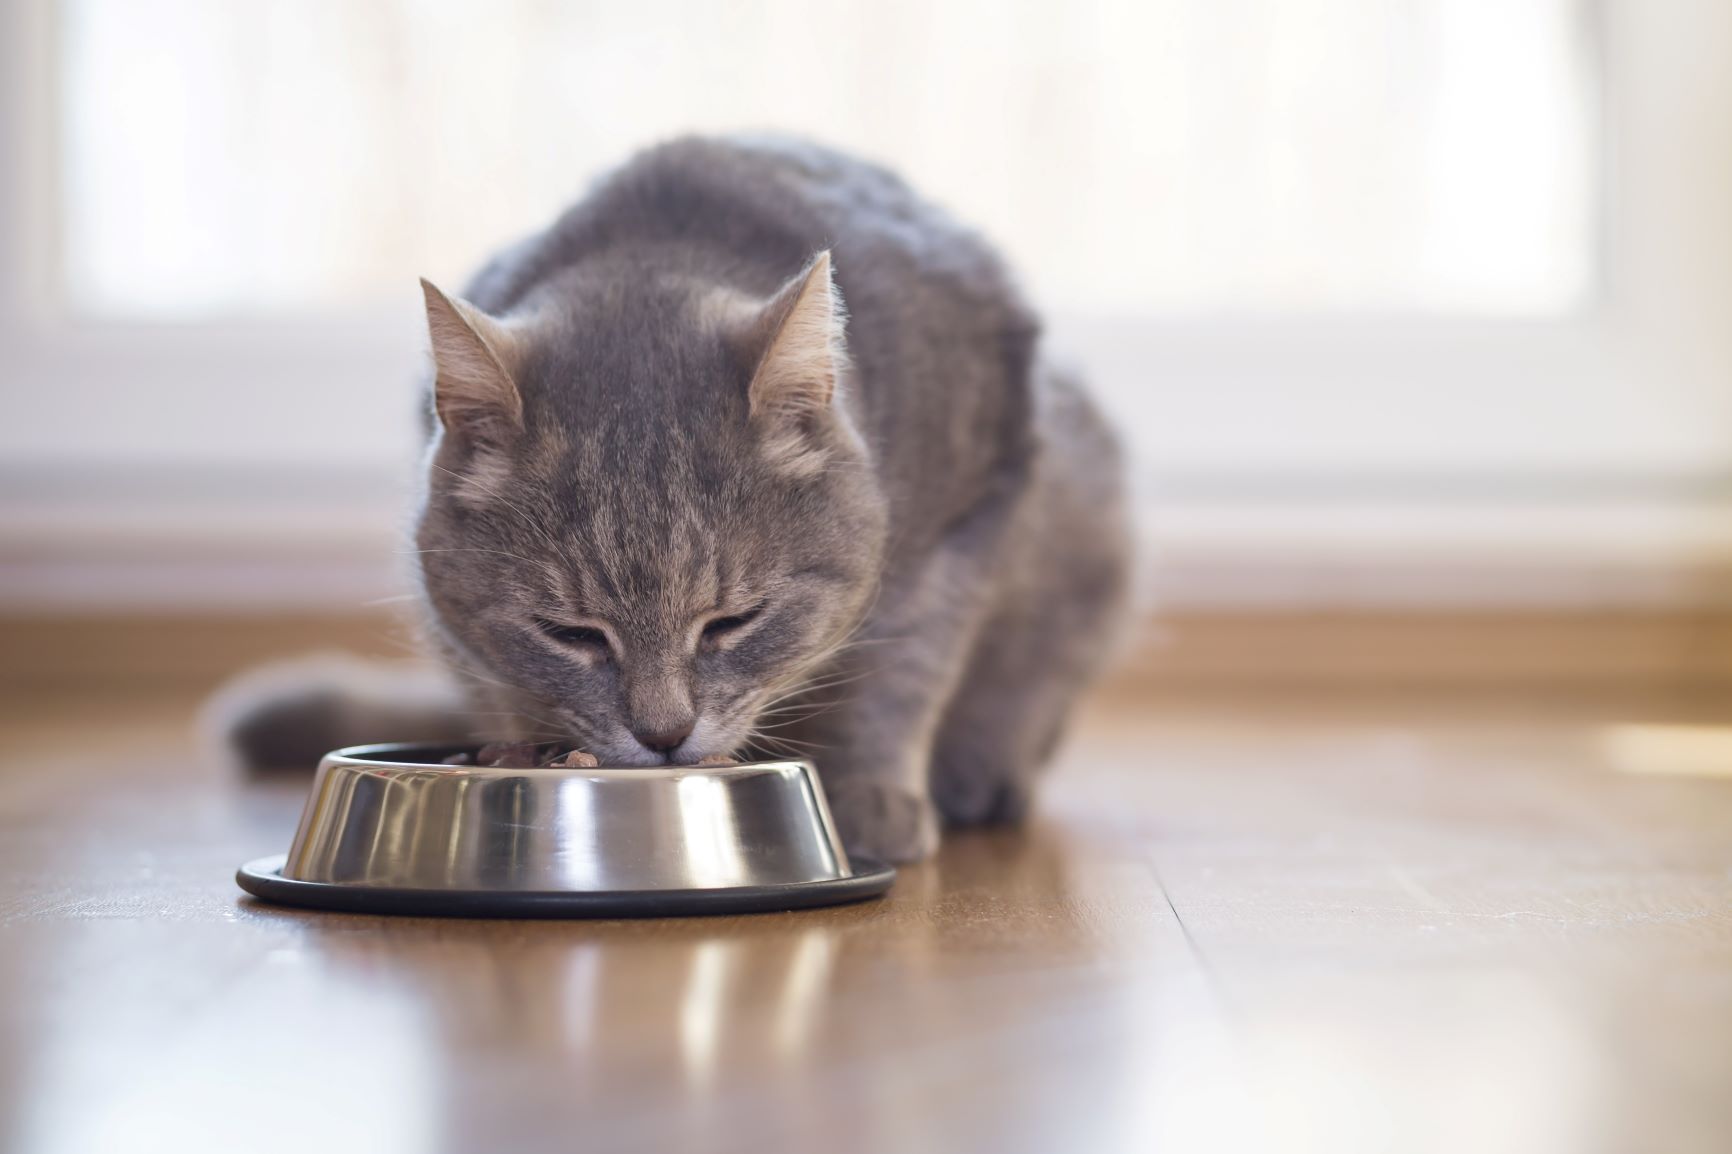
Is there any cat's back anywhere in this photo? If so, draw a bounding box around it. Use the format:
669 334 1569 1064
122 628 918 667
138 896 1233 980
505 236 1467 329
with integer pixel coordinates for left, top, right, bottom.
475 136 1025 313
470 136 1047 544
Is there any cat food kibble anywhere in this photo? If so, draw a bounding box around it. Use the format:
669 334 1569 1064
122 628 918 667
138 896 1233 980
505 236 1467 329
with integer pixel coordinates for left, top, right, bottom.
474 741 548 768
458 743 603 768
442 745 731 769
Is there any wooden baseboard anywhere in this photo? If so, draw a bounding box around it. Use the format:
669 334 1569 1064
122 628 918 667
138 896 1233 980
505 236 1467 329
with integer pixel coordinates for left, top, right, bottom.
1120 611 1732 687
0 611 419 693
4 609 1730 694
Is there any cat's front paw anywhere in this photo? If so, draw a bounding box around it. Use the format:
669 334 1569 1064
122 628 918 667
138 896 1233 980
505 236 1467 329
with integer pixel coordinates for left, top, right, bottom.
826 780 940 863
931 769 1032 826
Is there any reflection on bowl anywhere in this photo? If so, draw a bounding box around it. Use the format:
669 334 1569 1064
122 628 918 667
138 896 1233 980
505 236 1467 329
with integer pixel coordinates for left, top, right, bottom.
281 743 855 893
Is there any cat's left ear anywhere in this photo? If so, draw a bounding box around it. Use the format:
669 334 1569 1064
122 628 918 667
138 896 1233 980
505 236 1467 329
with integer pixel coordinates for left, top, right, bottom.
420 278 525 447
743 251 856 475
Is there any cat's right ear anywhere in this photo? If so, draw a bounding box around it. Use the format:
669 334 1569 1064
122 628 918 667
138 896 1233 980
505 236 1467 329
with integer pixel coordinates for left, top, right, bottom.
734 251 858 477
420 278 524 446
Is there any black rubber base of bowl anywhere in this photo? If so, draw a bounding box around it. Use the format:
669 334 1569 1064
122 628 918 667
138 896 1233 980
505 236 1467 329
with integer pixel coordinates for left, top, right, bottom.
235 854 896 919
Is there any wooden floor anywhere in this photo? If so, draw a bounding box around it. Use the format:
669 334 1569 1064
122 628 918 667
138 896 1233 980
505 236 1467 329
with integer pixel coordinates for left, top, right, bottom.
3 682 1731 1154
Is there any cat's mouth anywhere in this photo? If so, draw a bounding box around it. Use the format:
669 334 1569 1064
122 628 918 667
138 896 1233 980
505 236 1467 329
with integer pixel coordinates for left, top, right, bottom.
553 716 746 768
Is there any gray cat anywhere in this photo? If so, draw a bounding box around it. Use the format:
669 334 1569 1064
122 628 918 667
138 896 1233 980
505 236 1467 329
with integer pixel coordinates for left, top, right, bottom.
223 137 1130 863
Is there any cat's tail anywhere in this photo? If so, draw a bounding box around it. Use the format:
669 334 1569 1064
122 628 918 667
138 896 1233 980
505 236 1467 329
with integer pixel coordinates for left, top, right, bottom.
202 654 474 773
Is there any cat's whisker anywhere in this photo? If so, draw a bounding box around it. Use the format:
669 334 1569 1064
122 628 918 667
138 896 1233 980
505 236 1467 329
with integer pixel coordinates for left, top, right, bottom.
758 654 893 700
447 662 550 702
449 662 513 688
751 696 845 713
755 741 828 760
399 547 545 567
757 654 885 701
744 730 828 757
444 665 572 737
359 593 424 607
751 690 865 715
825 635 906 651
459 710 565 726
749 697 838 719
749 712 838 734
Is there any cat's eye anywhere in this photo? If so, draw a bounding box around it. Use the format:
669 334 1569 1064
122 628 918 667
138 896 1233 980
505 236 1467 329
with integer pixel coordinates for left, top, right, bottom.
701 605 764 642
535 618 610 652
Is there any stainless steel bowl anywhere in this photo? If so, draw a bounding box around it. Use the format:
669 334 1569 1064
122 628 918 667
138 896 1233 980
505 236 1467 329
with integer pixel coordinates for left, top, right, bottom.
236 743 895 918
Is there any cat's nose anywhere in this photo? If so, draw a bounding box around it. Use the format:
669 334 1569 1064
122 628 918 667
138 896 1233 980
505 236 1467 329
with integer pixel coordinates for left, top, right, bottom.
632 721 694 755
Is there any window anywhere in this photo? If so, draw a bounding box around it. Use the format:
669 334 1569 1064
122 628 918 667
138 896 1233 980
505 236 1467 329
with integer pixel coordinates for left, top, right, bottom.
60 0 1594 319
10 0 1732 613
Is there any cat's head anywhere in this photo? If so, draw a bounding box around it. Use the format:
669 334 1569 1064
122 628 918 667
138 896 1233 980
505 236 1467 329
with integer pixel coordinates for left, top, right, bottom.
413 252 889 765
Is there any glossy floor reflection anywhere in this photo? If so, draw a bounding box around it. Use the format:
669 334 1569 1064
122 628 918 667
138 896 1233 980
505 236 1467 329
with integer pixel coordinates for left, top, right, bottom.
2 686 1730 1154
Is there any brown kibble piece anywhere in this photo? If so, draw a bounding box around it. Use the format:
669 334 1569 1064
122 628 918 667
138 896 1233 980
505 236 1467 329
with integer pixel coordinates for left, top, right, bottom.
694 755 739 767
544 749 600 768
475 741 544 768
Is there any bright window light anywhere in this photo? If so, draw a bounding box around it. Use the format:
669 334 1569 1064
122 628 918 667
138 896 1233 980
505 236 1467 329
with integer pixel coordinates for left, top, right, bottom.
60 0 1596 319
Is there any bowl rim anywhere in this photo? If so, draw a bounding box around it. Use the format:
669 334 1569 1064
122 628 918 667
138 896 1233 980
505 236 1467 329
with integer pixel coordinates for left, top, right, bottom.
324 741 814 781
238 852 896 918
